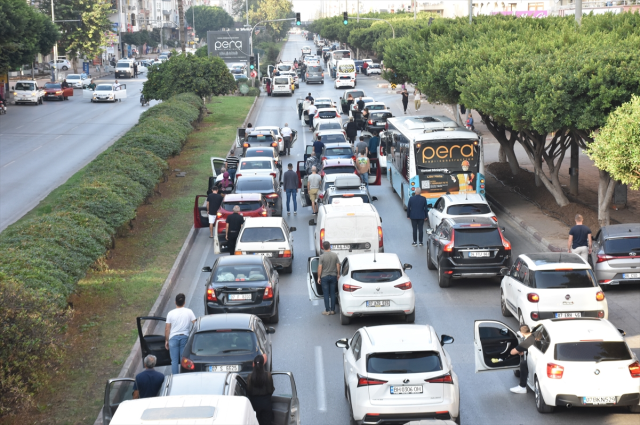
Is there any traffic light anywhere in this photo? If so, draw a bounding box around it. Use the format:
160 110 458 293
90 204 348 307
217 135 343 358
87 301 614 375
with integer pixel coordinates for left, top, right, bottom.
296 13 301 26
343 12 348 25
249 55 255 70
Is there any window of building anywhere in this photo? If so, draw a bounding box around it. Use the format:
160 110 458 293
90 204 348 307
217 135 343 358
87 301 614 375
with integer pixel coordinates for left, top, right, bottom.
528 2 544 10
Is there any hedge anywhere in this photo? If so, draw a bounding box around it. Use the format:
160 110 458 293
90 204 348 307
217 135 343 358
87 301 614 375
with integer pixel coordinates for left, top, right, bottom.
0 92 204 415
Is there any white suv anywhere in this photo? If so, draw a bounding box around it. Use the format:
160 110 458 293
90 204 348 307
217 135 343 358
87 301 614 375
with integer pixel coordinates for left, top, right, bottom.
336 325 460 424
500 253 608 328
428 193 496 228
474 318 640 413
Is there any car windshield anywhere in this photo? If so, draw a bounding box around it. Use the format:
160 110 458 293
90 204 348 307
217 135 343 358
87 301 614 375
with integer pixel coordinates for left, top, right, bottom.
326 147 353 156
328 194 369 204
531 269 596 289
240 227 285 243
213 265 268 282
96 85 112 91
274 78 289 85
66 75 80 79
221 201 262 212
367 104 385 110
240 160 271 170
44 84 61 89
309 66 322 72
116 63 130 68
603 237 640 255
371 64 381 69
192 331 258 356
367 351 442 374
245 149 274 158
15 83 35 91
277 64 292 71
351 269 402 283
236 179 273 192
318 111 337 119
235 75 248 80
454 228 502 247
554 341 631 362
447 204 492 215
323 166 355 175
320 134 347 144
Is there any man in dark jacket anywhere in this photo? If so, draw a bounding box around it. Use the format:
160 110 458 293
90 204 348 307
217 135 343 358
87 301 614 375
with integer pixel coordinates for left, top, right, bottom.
345 117 358 144
283 163 298 215
407 187 428 247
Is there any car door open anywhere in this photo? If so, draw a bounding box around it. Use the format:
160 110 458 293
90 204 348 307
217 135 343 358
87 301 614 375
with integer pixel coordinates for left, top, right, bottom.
102 378 136 425
193 195 209 228
474 320 520 373
307 257 323 300
271 372 300 425
210 156 226 179
115 84 127 100
136 316 171 367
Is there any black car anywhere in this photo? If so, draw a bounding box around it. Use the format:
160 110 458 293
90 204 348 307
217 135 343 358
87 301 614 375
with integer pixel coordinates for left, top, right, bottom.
426 216 512 288
202 255 280 323
364 111 393 133
234 175 283 216
180 314 275 376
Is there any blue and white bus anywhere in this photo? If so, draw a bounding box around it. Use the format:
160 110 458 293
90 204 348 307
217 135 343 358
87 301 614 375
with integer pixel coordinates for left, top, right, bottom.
381 115 485 209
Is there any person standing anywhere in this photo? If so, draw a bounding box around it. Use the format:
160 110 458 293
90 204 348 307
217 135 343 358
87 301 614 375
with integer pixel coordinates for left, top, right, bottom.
206 186 224 238
225 205 245 255
312 134 325 160
401 88 409 114
305 92 314 102
568 214 592 262
466 113 475 131
266 78 272 96
345 117 358 145
356 136 369 157
407 187 428 247
133 62 138 78
132 355 165 399
283 163 298 216
164 293 196 375
307 166 322 214
307 101 317 130
225 149 240 182
317 241 341 315
414 89 421 111
368 131 380 160
508 325 539 394
362 60 368 76
281 123 293 156
246 354 275 425
356 96 366 114
355 150 370 188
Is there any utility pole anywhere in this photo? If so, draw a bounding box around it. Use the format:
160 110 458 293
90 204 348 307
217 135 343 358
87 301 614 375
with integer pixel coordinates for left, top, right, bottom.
356 0 359 60
468 0 472 24
575 0 582 25
51 0 58 81
414 0 416 20
246 0 249 26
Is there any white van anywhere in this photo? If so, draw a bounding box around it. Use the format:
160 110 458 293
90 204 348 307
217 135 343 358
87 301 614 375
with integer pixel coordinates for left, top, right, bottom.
271 76 293 97
311 198 383 260
334 59 356 88
115 59 135 78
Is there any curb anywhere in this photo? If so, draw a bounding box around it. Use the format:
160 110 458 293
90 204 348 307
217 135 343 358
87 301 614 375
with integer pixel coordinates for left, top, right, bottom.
485 192 565 253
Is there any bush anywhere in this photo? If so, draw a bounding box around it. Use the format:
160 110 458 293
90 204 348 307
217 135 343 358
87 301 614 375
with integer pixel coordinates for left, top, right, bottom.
247 87 260 97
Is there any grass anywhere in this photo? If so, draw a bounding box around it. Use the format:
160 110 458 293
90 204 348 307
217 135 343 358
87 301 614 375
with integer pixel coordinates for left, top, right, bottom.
2 95 255 425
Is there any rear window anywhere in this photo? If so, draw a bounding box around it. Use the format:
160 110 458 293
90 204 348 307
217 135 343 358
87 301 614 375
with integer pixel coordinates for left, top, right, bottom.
274 78 289 85
116 63 130 68
240 227 285 243
213 265 267 282
604 237 640 256
318 111 337 118
309 66 322 72
370 113 391 120
554 341 631 362
222 201 262 212
325 216 376 240
367 104 385 110
454 228 502 247
192 331 257 356
447 204 492 215
247 135 274 143
347 90 365 98
323 166 356 175
240 160 271 170
235 179 273 192
326 147 353 156
319 122 342 131
320 134 348 144
277 65 292 71
367 352 442 374
245 149 274 158
351 269 402 283
532 270 596 289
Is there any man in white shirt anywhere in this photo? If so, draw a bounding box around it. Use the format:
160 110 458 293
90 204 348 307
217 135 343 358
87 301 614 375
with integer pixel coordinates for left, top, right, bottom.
281 123 293 155
307 102 317 131
164 293 196 374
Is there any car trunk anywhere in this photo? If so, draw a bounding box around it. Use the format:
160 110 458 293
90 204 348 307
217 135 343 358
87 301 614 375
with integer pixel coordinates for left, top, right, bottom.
603 237 640 268
325 216 377 255
350 277 405 299
532 269 600 316
214 282 269 306
452 228 505 265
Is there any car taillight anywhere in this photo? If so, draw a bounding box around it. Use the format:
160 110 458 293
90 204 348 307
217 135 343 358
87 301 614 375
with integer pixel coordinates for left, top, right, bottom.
207 287 217 301
547 363 564 379
629 361 640 378
319 193 324 199
181 357 195 370
234 251 243 255
597 310 605 318
321 73 324 77
394 281 412 290
266 193 279 199
351 155 356 161
270 172 277 178
385 122 388 130
527 293 539 303
443 229 454 252
243 143 249 148
597 254 614 263
320 228 325 247
343 283 361 292
322 157 327 161
380 145 384 156
306 73 309 77
278 250 292 258
216 212 222 218
368 120 373 125
261 210 268 217
491 216 498 223
499 228 511 250
271 142 278 147
357 374 387 387
263 284 274 300
236 173 242 178
378 226 383 248
596 291 605 301
425 373 453 384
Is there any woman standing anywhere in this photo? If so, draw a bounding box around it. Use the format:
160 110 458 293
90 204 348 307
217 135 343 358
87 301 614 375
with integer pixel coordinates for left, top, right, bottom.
217 171 233 195
246 355 275 425
266 78 272 97
401 88 409 114
414 89 422 112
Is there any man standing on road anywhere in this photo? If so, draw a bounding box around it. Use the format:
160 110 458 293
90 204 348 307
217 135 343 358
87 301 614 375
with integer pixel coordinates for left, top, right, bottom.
568 214 592 262
356 136 369 156
357 96 366 114
225 149 240 182
313 134 325 160
401 88 409 114
507 325 539 394
368 131 380 160
206 186 224 238
283 163 298 216
355 150 370 188
133 62 138 78
225 205 245 255
307 166 322 214
345 117 358 145
281 123 293 156
407 187 428 247
362 60 368 76
307 101 317 130
133 355 164 399
305 92 314 102
165 293 196 375
317 241 341 316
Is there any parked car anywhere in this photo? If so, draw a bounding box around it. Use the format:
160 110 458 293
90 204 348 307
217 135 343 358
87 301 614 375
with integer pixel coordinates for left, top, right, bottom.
49 58 71 70
588 223 640 290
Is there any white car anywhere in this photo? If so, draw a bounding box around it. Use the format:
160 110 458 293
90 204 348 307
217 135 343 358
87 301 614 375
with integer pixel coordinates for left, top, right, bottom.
336 325 460 424
252 126 286 154
336 253 415 324
281 70 299 88
428 194 496 228
12 80 45 105
367 63 383 75
474 318 640 413
314 107 343 126
233 217 296 273
361 101 388 112
49 58 71 70
500 253 608 329
236 157 279 181
349 97 375 114
271 75 293 97
65 73 91 88
313 118 344 139
313 97 335 109
86 83 127 103
301 46 312 55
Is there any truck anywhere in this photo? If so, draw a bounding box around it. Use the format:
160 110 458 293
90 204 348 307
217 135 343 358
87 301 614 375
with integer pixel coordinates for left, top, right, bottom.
12 80 45 105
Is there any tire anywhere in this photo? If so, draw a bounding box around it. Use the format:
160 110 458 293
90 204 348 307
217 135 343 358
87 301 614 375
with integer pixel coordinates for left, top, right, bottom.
344 379 348 399
501 290 512 317
427 242 436 270
340 308 351 325
629 405 640 413
62 66 68 70
534 378 554 413
282 263 293 274
438 262 451 288
600 284 611 292
405 310 415 323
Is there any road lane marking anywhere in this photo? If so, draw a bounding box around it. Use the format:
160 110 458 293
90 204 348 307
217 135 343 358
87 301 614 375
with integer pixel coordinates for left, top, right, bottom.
55 135 63 140
2 161 16 168
32 145 43 151
314 346 327 412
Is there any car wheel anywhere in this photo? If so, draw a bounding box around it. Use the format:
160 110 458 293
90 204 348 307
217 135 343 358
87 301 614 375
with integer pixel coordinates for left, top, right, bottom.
427 242 436 270
600 283 611 291
501 290 512 317
405 310 415 323
62 66 68 70
340 308 351 325
534 377 554 413
438 262 451 288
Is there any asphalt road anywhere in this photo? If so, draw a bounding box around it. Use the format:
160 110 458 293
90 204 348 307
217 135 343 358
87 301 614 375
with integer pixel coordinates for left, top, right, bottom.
144 34 640 425
0 73 153 231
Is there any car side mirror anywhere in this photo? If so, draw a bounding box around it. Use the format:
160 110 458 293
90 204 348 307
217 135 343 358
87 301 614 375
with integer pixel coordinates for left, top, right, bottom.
289 227 297 232
618 328 626 336
440 335 454 345
335 338 349 349
372 196 378 201
202 266 212 273
266 327 276 334
426 229 434 235
11 86 14 90
403 263 412 271
500 267 510 276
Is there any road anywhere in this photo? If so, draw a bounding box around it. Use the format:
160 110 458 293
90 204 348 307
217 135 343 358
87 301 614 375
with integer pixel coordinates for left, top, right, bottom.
143 34 640 425
0 74 153 231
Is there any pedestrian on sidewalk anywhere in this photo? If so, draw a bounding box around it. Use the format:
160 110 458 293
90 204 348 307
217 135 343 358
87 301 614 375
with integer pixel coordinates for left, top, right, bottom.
414 89 422 111
281 123 293 155
318 241 341 315
466 113 475 131
283 163 298 215
356 150 370 188
164 293 196 374
401 88 409 114
206 186 224 238
568 214 592 262
133 355 164 399
225 205 245 255
346 117 358 145
407 187 428 247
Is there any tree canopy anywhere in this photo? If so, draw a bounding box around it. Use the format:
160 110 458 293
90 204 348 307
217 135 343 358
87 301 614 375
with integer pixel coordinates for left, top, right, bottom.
248 0 294 41
185 5 234 39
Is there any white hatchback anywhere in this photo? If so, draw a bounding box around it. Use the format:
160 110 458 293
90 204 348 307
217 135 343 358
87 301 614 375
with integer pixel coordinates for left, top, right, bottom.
236 157 279 181
428 193 496 228
336 325 460 424
233 217 296 274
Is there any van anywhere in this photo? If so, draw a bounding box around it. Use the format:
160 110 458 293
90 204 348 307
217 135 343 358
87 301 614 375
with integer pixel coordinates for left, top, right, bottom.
334 59 356 89
271 75 293 97
115 60 134 78
311 198 383 260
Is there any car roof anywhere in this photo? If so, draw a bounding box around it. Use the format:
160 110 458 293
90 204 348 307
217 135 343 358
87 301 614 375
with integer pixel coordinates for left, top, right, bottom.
317 120 343 128
242 217 284 228
443 193 488 205
236 175 273 182
362 325 436 351
323 158 355 166
447 216 497 228
253 126 279 133
520 253 591 270
166 372 228 396
197 313 254 332
316 107 340 112
542 318 623 342
601 223 640 238
222 193 262 202
346 253 401 270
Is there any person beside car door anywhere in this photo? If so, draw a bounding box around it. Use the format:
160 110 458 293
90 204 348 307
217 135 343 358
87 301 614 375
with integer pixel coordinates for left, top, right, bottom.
345 117 358 145
132 355 164 399
225 205 245 255
225 149 240 182
407 187 428 247
281 123 293 156
206 186 224 238
568 214 592 262
164 293 196 375
318 241 341 316
508 325 538 394
246 354 275 425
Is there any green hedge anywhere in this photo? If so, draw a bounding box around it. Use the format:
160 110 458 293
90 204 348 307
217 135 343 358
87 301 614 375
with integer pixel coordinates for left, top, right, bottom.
0 92 204 415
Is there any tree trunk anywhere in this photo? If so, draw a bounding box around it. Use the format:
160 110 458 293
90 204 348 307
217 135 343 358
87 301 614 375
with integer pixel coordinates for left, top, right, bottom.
597 169 616 227
498 146 506 163
478 112 519 175
452 104 462 125
178 0 186 54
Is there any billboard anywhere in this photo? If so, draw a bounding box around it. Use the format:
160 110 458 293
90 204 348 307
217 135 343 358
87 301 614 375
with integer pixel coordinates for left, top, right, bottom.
207 31 250 62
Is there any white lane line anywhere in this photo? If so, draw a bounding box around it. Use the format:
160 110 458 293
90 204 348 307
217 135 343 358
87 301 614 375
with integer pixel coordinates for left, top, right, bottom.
2 161 16 168
309 225 315 252
55 135 63 140
32 145 43 152
314 346 327 412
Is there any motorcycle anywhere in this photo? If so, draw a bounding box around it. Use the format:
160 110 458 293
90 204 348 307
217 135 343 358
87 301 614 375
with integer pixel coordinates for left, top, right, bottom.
0 100 6 115
139 90 149 107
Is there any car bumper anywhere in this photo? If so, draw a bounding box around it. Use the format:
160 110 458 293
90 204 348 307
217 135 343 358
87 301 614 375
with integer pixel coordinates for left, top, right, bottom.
15 97 38 104
365 125 386 133
92 97 115 102
442 258 510 278
206 300 275 319
267 257 293 269
595 266 640 287
554 393 640 407
340 294 414 317
335 81 355 88
307 77 323 83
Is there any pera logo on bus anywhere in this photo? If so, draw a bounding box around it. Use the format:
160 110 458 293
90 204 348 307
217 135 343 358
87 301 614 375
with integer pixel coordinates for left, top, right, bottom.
420 144 476 163
214 40 242 50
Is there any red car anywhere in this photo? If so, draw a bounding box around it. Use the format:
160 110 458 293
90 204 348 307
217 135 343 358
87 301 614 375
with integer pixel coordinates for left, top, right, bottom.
43 82 73 101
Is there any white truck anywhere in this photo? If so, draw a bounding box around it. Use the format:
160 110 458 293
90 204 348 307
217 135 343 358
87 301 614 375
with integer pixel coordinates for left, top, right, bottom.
12 80 45 105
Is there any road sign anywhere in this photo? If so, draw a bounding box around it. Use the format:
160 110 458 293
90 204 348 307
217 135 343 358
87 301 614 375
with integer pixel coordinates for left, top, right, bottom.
250 70 257 78
391 83 397 89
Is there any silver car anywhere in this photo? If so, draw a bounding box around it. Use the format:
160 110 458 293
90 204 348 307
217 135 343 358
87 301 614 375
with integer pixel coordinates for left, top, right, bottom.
589 223 640 290
306 65 324 84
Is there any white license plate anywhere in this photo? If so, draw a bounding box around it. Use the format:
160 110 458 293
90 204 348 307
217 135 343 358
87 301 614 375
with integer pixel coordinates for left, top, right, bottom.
469 251 490 257
332 244 350 250
390 385 423 394
623 273 640 279
555 312 581 318
366 300 390 307
209 365 240 372
582 396 616 405
377 122 385 126
229 294 252 300
253 252 273 257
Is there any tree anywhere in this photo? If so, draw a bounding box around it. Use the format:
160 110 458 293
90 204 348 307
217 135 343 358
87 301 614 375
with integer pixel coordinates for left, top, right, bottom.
178 0 185 53
185 6 234 39
587 95 640 226
0 0 57 74
248 0 294 41
232 0 259 20
121 30 160 48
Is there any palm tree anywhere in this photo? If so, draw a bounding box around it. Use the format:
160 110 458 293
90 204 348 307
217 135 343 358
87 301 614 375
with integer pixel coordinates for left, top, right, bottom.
178 0 186 53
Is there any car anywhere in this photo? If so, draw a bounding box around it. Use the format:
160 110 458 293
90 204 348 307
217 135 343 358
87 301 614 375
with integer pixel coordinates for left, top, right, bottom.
209 193 269 251
276 62 295 73
500 253 608 328
354 60 364 73
367 63 383 75
314 107 343 125
252 126 296 156
302 46 312 55
242 129 280 153
234 217 296 273
588 223 640 290
349 97 376 115
428 194 497 229
340 89 366 112
65 73 91 88
320 158 357 179
234 74 249 82
202 256 281 323
49 58 71 70
322 173 376 205
43 82 73 101
361 101 388 112
115 60 135 78
86 83 127 103
12 80 45 105
474 318 640 413
234 175 283 217
335 325 460 424
158 55 168 63
314 97 335 107
305 65 324 84
236 157 280 182
364 110 393 133
271 75 294 97
280 70 299 88
426 216 512 288
313 119 344 139
228 63 246 74
321 142 355 160
315 130 348 145
244 146 281 173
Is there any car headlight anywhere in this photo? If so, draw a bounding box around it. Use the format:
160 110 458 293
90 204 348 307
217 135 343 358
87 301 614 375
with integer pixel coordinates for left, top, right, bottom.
93 94 97 98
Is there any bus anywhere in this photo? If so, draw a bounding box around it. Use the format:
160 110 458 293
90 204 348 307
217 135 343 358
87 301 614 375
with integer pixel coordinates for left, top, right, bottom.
381 115 484 209
328 50 351 78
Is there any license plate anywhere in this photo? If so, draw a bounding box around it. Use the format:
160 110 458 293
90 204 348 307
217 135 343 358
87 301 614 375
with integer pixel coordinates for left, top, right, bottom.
331 244 350 250
582 396 616 405
229 294 251 300
623 273 640 279
377 122 385 126
390 385 423 394
366 300 390 307
555 312 581 318
469 251 490 257
209 365 240 372
252 252 273 257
